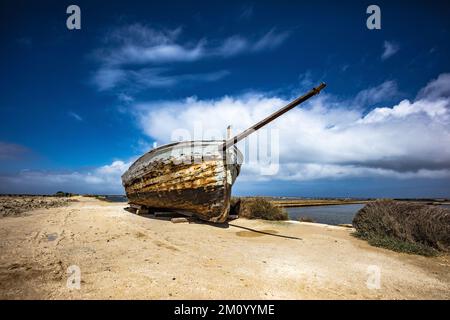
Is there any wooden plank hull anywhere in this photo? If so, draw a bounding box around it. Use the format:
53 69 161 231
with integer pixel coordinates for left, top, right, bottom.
121 141 242 222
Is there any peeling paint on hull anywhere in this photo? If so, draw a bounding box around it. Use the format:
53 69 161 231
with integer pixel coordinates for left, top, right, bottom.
121 141 242 223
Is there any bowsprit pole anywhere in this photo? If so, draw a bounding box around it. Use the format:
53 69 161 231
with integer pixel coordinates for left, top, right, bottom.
222 82 327 150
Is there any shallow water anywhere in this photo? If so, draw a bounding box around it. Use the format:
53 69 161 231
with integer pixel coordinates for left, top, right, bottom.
286 203 450 225
104 195 128 202
285 204 365 225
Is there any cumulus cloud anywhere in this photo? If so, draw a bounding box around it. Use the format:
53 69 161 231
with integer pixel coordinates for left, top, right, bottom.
381 41 400 60
4 75 450 194
131 73 450 181
91 24 290 92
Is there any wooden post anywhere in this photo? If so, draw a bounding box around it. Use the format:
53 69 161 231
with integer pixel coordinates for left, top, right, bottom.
226 125 232 139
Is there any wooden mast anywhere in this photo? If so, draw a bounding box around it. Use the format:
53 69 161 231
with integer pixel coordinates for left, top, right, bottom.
222 83 326 150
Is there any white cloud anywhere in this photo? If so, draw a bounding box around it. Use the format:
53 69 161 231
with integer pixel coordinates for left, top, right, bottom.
5 75 450 194
358 99 448 124
91 24 290 92
93 66 230 91
118 93 134 104
298 71 315 89
252 28 291 52
92 68 127 91
0 160 133 194
353 80 399 106
107 41 204 65
98 24 290 65
417 73 450 100
209 29 291 57
68 111 83 121
381 41 399 60
216 36 249 57
131 74 450 181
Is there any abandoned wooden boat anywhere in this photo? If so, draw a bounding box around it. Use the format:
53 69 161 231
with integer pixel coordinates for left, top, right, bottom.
122 83 326 222
122 140 243 222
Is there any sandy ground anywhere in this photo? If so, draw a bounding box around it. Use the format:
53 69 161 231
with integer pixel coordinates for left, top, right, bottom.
0 196 449 299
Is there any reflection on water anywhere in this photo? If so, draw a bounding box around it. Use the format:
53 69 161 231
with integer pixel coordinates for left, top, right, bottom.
285 204 365 225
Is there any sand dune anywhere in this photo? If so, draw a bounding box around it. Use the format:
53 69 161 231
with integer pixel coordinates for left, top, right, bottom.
0 196 449 299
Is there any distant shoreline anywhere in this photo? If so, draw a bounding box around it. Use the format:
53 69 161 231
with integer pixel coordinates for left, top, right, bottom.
1 194 448 207
271 200 369 208
265 198 450 208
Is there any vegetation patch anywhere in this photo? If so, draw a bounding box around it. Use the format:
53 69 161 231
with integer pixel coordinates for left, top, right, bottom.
352 200 449 256
231 197 288 221
54 191 76 197
353 231 439 256
0 196 74 218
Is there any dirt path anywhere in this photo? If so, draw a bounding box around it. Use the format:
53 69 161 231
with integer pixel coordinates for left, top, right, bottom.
0 196 449 299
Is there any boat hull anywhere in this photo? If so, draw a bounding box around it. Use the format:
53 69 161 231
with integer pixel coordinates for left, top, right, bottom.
121 141 242 222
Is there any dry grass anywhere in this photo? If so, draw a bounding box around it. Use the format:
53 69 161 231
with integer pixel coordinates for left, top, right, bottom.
230 197 288 221
353 200 450 256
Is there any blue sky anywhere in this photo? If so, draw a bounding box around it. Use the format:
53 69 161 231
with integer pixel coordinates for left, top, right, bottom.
1 0 450 197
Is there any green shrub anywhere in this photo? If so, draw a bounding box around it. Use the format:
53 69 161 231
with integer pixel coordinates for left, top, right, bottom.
231 197 288 221
54 191 69 197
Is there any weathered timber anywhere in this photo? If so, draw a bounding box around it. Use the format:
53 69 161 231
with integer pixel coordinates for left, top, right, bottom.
136 208 149 215
171 217 190 223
